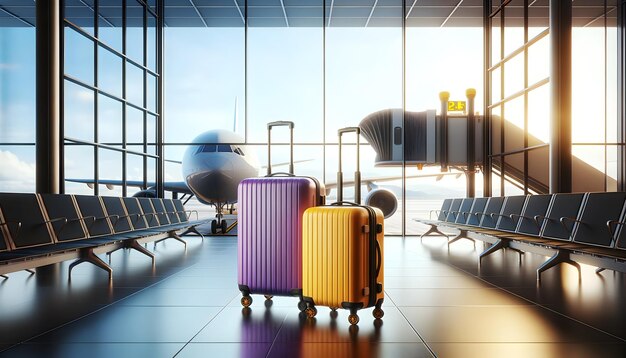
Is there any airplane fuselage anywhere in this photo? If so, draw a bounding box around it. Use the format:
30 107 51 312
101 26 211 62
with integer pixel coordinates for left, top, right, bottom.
182 130 258 205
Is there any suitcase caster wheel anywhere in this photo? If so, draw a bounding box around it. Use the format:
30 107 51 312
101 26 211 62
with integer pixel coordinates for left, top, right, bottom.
264 295 273 301
348 314 359 325
373 308 384 319
297 301 307 312
305 306 317 318
241 296 252 307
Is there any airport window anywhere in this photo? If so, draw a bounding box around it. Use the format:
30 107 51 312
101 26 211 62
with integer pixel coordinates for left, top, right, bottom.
0 4 36 193
63 0 161 197
163 1 490 235
486 0 620 195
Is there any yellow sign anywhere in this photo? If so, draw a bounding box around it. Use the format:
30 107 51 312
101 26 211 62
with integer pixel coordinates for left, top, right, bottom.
448 101 466 113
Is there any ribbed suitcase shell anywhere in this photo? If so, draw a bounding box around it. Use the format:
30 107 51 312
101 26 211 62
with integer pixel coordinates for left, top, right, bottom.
302 206 384 309
238 176 320 296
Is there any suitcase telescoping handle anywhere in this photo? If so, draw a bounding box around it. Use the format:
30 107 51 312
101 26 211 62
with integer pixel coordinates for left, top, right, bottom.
267 121 295 176
337 127 361 203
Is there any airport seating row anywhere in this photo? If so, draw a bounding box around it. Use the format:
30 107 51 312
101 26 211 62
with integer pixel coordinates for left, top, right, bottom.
414 192 626 280
0 193 206 280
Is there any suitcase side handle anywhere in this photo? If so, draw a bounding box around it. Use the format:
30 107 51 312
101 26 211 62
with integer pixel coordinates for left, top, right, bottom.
337 127 361 203
267 121 295 176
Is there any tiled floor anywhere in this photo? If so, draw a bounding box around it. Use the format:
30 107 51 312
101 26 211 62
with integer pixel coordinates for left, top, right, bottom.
0 228 625 357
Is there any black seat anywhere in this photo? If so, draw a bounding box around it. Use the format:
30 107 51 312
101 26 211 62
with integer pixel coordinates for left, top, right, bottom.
455 198 475 224
539 193 585 241
515 194 553 236
150 198 170 226
39 193 88 242
101 196 133 233
0 193 54 249
466 197 489 226
479 197 505 229
122 197 149 230
495 195 528 232
138 198 160 228
163 199 181 224
74 195 113 237
445 199 462 223
571 192 626 248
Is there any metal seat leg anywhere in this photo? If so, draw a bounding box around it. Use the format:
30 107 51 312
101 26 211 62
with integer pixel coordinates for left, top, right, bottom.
69 248 113 281
536 250 581 282
420 224 448 239
128 239 155 264
181 226 204 240
448 230 474 247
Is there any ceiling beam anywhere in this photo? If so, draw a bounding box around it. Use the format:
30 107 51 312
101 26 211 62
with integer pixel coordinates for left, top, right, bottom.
365 0 379 28
582 6 617 28
279 0 289 27
233 0 245 25
327 0 335 27
406 0 419 19
0 6 35 27
188 0 208 27
440 0 464 27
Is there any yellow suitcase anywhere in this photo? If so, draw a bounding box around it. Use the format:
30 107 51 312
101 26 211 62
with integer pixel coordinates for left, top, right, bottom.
301 127 384 326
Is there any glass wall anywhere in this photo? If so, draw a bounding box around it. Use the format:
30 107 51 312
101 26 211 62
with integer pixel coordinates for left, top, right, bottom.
63 0 160 196
0 4 36 193
164 2 484 235
486 0 620 195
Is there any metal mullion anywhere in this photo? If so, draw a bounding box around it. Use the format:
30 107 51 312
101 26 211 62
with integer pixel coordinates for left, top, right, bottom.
484 0 493 197
605 0 608 192
487 28 548 72
489 143 549 157
490 0 514 18
402 0 406 236
142 2 148 191
488 77 549 109
60 1 66 194
500 4 505 196
64 19 159 77
0 142 37 146
63 74 158 115
65 138 159 158
122 0 128 197
156 0 164 198
523 0 529 194
94 0 99 196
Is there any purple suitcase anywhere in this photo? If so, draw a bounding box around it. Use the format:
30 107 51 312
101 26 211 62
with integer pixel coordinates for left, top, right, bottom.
238 121 324 310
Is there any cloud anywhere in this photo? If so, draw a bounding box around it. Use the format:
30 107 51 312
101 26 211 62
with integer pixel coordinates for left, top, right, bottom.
0 63 19 71
0 150 35 192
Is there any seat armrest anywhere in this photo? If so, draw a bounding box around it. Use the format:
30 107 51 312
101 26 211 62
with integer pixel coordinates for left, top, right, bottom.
607 220 626 245
44 217 69 235
559 216 582 233
0 220 22 240
429 209 441 220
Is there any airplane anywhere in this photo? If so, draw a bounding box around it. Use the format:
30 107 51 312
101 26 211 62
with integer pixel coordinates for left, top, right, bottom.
67 128 464 235
67 103 465 234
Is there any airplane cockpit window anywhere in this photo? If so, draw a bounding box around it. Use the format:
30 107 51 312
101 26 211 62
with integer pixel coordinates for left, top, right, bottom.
197 145 217 154
233 147 244 156
217 145 232 153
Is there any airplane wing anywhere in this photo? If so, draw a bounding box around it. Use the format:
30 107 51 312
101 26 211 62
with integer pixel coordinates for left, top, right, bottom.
65 178 193 195
324 172 464 190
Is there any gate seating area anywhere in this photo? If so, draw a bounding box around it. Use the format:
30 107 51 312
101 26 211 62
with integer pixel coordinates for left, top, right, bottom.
414 193 626 281
0 193 207 280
